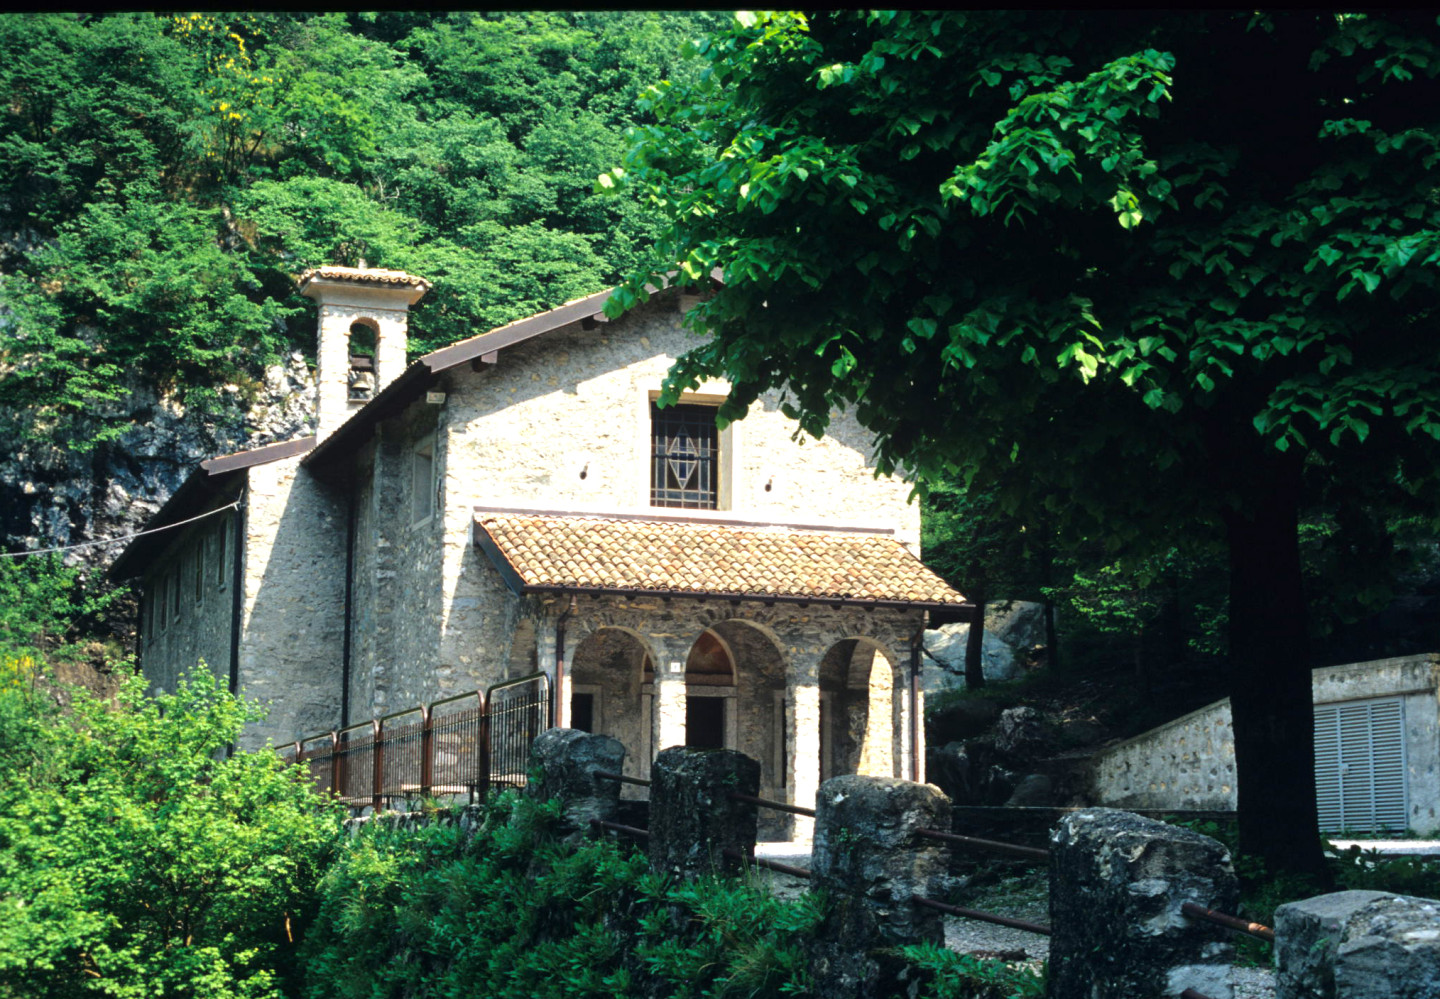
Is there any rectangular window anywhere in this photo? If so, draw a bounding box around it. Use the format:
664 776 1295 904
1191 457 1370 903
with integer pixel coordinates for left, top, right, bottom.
216 517 229 588
171 568 181 621
650 402 719 509
412 441 435 524
194 542 204 605
158 577 168 632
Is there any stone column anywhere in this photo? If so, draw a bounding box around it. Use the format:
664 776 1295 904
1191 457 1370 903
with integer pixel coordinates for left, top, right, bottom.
809 775 951 997
526 728 625 833
787 653 822 840
1049 808 1239 999
653 656 687 755
648 746 760 880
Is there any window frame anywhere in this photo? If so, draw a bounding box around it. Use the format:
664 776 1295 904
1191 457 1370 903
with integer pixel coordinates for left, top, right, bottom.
411 437 436 527
648 399 725 510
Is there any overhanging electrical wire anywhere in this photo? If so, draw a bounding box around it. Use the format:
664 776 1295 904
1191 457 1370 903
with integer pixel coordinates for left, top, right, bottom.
0 501 241 559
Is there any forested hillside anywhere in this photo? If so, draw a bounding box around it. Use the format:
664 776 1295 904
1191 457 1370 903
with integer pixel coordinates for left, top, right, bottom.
0 11 721 572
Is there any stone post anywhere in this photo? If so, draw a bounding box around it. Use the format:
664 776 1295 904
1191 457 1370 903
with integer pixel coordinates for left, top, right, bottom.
526 728 625 833
1049 809 1239 999
1276 890 1440 999
809 775 952 997
647 747 760 880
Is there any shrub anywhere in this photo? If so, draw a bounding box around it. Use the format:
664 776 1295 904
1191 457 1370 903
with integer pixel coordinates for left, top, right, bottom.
0 663 341 999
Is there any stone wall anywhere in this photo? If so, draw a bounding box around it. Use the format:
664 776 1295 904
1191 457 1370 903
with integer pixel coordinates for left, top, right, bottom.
1090 655 1440 831
138 501 238 696
235 455 347 748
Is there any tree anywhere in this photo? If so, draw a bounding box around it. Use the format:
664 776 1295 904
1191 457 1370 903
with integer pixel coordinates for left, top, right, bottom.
611 11 1440 879
0 664 339 998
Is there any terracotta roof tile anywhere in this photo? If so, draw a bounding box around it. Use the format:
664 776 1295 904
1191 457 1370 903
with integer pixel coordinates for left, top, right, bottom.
474 512 965 607
296 266 431 291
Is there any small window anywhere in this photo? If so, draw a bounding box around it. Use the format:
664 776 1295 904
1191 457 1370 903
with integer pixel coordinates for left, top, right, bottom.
194 543 205 605
650 401 719 509
144 592 154 642
158 578 168 632
171 569 181 621
216 517 229 589
412 441 435 525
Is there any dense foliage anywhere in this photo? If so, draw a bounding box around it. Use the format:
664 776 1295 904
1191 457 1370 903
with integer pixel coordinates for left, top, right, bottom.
0 664 340 998
303 794 1044 999
611 9 1440 878
0 11 722 448
0 554 124 664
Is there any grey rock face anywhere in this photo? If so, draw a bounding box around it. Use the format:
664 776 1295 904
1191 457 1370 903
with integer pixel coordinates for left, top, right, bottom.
525 728 625 833
1049 808 1239 999
1 356 315 577
993 706 1052 758
1336 893 1440 999
920 600 1047 692
647 747 759 880
1004 773 1054 807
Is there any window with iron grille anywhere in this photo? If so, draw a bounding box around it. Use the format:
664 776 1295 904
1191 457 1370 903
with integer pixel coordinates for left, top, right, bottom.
650 402 718 509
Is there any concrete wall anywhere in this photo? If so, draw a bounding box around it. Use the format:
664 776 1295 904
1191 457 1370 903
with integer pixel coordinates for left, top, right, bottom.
139 502 237 696
1090 655 1440 831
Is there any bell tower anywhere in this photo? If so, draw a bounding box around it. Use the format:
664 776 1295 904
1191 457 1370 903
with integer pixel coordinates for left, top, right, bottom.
298 266 431 441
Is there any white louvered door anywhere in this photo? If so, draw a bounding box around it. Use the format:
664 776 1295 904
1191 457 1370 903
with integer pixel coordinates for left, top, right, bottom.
1313 697 1408 834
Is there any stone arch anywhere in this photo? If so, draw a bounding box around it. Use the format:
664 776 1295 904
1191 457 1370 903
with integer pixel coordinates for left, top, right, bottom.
346 317 380 401
705 618 791 812
568 625 655 775
817 636 898 781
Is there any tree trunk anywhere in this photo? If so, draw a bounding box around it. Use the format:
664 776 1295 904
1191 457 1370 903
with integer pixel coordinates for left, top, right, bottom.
1222 450 1329 885
965 592 986 689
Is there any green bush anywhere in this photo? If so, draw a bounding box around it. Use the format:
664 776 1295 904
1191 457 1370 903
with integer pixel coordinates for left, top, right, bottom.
302 794 821 998
0 663 341 998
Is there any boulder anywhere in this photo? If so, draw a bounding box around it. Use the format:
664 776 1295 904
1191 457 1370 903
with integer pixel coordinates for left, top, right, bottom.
1004 773 1054 807
928 696 1003 743
993 706 1053 759
1336 893 1440 999
1274 890 1393 999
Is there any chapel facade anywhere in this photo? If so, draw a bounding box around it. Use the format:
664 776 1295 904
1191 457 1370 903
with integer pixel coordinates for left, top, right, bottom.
111 267 969 834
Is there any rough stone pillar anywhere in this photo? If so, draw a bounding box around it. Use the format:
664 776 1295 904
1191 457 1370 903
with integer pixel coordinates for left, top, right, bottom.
648 747 760 879
788 653 822 840
1274 890 1391 999
809 775 952 997
1049 808 1239 999
526 728 625 833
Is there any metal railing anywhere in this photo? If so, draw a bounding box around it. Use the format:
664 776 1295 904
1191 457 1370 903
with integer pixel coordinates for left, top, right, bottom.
588 770 1053 935
278 673 551 811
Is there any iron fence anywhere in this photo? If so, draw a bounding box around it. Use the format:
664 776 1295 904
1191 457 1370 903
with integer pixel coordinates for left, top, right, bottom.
278 673 552 812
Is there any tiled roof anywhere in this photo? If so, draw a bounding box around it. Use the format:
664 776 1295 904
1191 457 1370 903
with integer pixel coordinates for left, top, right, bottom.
297 266 431 290
473 511 966 607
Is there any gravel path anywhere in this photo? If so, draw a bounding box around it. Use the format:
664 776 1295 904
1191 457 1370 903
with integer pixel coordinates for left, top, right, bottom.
752 845 1277 997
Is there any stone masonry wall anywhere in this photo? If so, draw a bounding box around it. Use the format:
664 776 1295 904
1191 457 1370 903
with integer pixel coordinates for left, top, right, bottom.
1091 655 1440 830
341 291 924 734
138 501 238 697
235 455 347 749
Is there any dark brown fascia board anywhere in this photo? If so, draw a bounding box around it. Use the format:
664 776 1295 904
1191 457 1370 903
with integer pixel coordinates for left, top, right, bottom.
472 521 531 598
202 435 316 474
108 436 315 580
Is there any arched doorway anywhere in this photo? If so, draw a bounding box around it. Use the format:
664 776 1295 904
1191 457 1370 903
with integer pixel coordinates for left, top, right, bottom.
568 627 652 775
817 638 897 781
682 629 735 748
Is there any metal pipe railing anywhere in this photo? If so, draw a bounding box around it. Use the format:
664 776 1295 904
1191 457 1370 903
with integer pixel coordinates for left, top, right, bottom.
594 770 652 787
589 818 651 840
722 848 813 879
914 827 1050 863
911 895 1052 935
727 791 816 818
1180 901 1275 943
